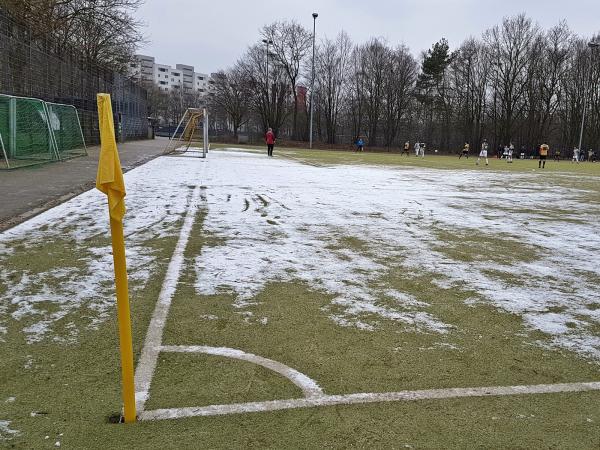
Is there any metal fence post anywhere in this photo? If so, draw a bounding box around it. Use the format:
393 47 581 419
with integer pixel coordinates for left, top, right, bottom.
203 108 208 158
8 97 16 158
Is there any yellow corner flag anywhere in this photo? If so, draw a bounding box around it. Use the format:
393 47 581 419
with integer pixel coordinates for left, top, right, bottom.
96 93 136 423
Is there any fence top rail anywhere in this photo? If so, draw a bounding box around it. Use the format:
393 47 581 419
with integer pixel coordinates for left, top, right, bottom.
0 93 51 102
46 102 78 109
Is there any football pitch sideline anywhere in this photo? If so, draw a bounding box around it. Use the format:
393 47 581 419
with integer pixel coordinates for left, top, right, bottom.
2 149 600 448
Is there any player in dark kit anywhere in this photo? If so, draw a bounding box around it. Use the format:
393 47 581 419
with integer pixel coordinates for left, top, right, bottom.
459 143 469 159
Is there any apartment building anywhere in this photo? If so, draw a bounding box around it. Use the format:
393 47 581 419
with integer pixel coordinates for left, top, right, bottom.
129 54 213 95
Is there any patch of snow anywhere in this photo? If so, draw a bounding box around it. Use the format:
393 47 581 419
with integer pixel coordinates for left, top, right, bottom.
0 420 19 440
23 355 33 370
419 342 461 351
329 315 376 331
199 314 218 320
2 151 600 360
0 157 203 342
191 151 600 358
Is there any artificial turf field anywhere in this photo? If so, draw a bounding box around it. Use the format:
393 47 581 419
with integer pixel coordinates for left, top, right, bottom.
1 146 600 449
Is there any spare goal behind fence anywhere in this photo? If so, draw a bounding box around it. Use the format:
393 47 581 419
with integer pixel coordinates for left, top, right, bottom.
0 94 87 169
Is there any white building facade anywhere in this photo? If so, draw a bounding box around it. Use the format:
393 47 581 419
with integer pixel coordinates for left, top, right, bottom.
129 54 214 95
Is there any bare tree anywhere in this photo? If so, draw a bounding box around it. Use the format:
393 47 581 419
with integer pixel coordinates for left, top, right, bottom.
262 20 311 140
314 31 352 144
449 38 490 149
348 46 366 142
210 65 251 139
359 38 388 146
381 45 417 148
483 14 541 145
239 43 291 135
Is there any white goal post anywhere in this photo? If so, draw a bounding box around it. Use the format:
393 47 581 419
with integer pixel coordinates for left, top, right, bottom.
0 131 8 168
163 107 209 158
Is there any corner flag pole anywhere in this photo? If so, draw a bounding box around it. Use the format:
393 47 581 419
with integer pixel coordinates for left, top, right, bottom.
96 93 136 423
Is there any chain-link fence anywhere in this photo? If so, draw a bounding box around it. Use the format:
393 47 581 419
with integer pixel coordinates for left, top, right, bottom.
0 6 148 147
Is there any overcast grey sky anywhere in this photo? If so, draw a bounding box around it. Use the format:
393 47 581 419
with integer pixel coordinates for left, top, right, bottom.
135 0 600 74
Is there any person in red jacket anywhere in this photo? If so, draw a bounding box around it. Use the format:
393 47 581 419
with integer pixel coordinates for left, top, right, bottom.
265 128 275 157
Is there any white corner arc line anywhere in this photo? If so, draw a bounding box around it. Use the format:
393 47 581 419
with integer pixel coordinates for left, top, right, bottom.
139 381 600 421
160 345 323 398
134 171 205 413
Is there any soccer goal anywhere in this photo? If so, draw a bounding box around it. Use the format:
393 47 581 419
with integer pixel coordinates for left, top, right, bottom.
163 107 209 157
0 94 87 169
47 102 87 159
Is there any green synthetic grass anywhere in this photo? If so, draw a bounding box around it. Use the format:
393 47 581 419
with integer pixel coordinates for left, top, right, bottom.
157 218 599 401
146 353 303 410
211 143 600 175
431 228 541 264
0 231 179 448
2 148 600 449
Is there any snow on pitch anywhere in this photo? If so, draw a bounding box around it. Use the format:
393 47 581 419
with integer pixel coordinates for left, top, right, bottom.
195 151 600 357
1 151 599 359
0 157 197 342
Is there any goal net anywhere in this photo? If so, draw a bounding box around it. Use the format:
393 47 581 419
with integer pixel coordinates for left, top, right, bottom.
163 107 209 157
0 94 87 169
47 102 87 159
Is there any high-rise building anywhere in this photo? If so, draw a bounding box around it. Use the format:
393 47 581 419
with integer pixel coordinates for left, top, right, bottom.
129 55 213 95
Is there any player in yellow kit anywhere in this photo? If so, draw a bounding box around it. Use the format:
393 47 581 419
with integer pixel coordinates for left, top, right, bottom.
402 141 410 156
539 143 549 169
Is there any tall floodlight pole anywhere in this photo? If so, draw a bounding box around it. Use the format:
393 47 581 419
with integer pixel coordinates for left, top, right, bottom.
262 38 273 128
309 12 318 149
578 41 599 152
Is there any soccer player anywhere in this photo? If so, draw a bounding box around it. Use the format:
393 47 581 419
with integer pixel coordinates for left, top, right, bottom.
554 148 561 161
459 143 470 159
265 128 275 157
476 139 489 166
419 142 426 157
507 144 513 163
355 136 364 152
414 141 421 157
572 147 580 163
520 145 527 160
402 141 410 156
539 143 549 168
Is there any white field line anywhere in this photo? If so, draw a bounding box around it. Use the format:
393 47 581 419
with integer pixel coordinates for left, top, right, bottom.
161 345 323 398
134 172 205 412
139 381 600 421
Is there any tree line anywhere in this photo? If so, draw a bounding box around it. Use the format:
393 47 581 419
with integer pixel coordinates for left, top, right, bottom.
210 14 600 154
